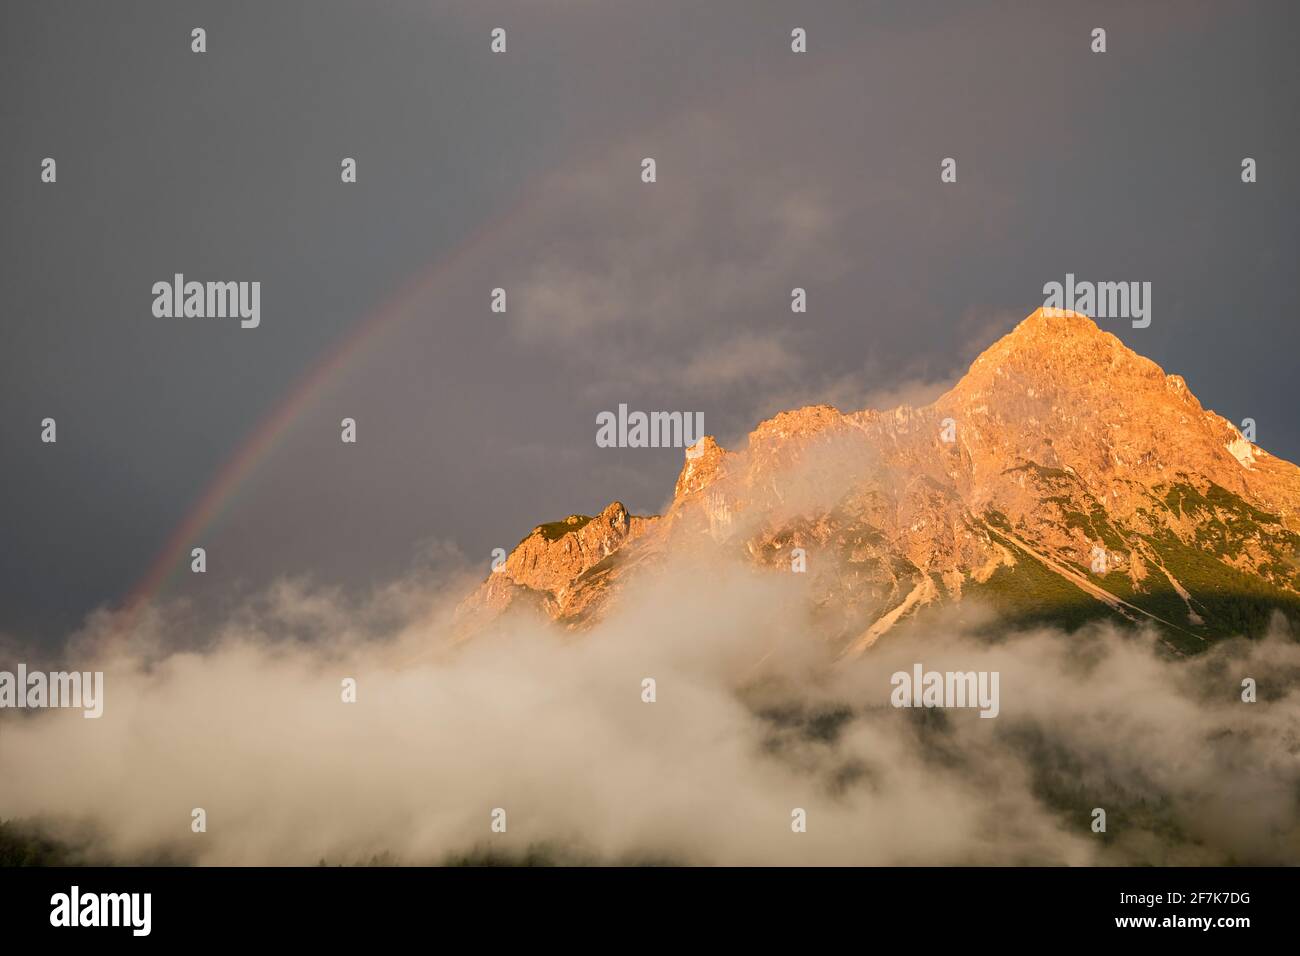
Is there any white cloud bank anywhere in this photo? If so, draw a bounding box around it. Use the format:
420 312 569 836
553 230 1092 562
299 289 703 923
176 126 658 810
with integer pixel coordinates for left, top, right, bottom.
2 544 1298 866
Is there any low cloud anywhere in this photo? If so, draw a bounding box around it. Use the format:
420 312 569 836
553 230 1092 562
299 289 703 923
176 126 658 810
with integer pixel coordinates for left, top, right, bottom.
2 539 1297 866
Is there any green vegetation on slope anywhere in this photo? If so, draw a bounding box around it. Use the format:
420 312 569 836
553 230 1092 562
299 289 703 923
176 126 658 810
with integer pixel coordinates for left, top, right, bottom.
971 475 1300 647
964 527 1130 634
1140 528 1300 639
535 515 594 541
0 820 74 866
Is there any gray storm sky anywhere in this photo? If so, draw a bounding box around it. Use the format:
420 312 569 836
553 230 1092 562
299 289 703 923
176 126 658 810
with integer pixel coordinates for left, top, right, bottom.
2 0 1297 643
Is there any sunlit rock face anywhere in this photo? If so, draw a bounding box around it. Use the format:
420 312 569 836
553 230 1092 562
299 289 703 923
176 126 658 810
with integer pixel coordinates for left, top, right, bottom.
459 310 1300 650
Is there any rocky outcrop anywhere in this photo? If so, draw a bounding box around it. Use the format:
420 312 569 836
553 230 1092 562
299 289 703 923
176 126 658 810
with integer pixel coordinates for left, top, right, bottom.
456 501 658 629
458 309 1300 650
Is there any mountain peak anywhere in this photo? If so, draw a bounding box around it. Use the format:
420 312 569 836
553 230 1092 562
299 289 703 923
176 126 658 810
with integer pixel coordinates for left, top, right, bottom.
975 307 1125 365
460 308 1300 647
950 307 1164 414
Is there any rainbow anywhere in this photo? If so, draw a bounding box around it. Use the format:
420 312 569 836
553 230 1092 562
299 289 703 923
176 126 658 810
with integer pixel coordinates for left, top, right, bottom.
114 49 789 631
119 185 545 625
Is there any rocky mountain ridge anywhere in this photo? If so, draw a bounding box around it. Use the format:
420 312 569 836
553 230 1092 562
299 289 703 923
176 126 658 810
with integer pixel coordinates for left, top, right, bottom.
458 309 1300 651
